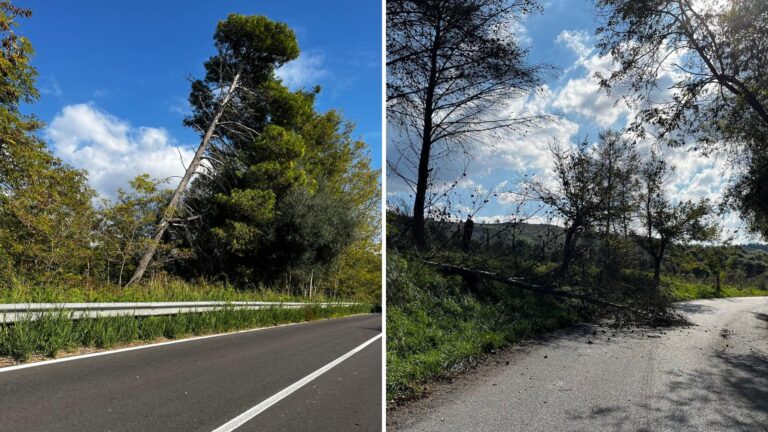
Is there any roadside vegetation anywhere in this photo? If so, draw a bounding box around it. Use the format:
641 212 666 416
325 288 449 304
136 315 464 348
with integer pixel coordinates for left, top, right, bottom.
0 279 360 304
0 303 371 363
386 0 768 403
0 4 380 313
386 256 575 400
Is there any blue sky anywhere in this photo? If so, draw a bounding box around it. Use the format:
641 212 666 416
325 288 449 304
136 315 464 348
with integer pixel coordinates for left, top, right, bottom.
17 0 381 197
387 0 744 240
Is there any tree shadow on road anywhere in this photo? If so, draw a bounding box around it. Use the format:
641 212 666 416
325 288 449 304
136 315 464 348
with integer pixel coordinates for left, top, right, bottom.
657 350 768 431
674 302 716 315
564 340 768 431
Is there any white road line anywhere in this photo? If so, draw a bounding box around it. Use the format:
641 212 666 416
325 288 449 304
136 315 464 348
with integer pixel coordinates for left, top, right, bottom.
0 314 369 374
211 333 383 432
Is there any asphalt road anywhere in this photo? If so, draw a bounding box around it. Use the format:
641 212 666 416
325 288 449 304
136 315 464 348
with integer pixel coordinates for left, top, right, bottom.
389 297 768 432
0 313 382 432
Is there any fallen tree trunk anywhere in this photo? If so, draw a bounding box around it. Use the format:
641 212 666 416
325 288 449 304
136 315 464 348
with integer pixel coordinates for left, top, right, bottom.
422 260 627 309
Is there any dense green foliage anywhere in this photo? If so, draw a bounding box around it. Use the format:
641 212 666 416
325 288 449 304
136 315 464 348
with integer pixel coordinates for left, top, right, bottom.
177 13 380 295
0 303 371 362
0 8 380 303
0 2 96 285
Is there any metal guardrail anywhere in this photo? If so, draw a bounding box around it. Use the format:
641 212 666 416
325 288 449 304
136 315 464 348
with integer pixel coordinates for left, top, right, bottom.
0 301 360 323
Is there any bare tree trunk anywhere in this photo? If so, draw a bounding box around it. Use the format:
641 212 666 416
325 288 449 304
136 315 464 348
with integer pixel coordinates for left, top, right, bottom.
715 270 721 294
653 259 662 288
309 269 314 299
412 40 439 250
412 126 432 249
126 70 242 287
559 225 578 277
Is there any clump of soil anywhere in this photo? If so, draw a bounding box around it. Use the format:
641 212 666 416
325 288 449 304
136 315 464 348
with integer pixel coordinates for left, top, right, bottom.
608 303 690 328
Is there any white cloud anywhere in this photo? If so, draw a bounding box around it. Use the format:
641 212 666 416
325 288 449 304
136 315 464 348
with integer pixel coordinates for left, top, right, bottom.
45 103 194 198
387 22 751 242
555 30 592 60
276 52 329 89
473 85 581 186
551 30 631 127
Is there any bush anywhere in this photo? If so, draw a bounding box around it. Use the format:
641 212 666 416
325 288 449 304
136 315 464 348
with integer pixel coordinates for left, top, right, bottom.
0 321 36 362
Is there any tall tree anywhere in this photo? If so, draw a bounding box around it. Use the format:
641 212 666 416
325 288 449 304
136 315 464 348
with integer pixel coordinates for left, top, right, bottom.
185 104 377 288
702 245 729 294
127 14 300 286
594 0 768 238
527 140 604 276
387 0 544 247
0 2 95 283
592 130 640 236
528 132 640 277
636 153 718 287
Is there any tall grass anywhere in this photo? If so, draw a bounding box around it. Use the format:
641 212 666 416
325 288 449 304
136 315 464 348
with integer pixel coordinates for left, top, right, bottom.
0 278 359 304
0 304 371 363
386 255 575 401
663 275 768 301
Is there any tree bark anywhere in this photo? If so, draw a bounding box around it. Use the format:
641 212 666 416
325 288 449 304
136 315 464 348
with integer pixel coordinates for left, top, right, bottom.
412 31 440 249
715 270 721 294
126 70 242 287
653 259 661 288
560 224 578 277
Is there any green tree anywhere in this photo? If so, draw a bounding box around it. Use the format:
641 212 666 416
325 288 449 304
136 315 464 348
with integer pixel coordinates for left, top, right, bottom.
171 15 379 295
127 14 300 286
527 139 605 276
328 239 382 304
636 153 719 287
594 0 768 238
0 2 95 284
96 175 180 286
187 109 378 291
702 245 729 294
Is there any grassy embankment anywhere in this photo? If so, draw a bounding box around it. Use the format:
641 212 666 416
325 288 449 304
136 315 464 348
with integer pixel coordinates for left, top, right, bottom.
0 278 354 303
664 276 768 301
0 279 373 364
386 255 576 402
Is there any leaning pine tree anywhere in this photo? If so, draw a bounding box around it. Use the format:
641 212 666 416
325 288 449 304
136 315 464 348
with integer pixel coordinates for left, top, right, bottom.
127 15 299 286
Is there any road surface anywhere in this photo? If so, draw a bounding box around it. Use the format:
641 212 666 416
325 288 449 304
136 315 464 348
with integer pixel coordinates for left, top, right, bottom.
0 313 382 432
389 297 768 432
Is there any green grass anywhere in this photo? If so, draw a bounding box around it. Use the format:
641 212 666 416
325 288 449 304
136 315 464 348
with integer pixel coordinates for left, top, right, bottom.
0 304 371 363
0 278 358 304
386 255 575 401
664 275 768 301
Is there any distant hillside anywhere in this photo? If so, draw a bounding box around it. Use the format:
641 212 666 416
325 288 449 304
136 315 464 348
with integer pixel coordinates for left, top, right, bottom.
424 219 564 248
742 243 768 253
